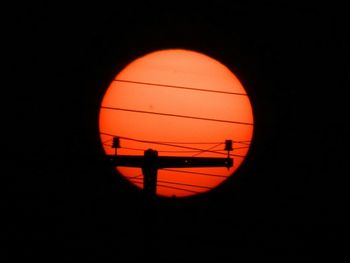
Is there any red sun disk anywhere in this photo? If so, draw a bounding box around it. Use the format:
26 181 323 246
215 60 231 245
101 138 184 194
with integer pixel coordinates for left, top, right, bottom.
99 49 254 197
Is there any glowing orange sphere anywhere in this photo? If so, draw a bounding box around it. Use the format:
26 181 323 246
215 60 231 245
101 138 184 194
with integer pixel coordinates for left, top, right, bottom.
99 49 254 197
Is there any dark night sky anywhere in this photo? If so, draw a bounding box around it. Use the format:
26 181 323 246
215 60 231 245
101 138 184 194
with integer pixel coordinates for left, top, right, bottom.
2 2 347 261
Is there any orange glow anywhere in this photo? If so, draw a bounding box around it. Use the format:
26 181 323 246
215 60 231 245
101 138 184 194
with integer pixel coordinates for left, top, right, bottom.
99 49 254 197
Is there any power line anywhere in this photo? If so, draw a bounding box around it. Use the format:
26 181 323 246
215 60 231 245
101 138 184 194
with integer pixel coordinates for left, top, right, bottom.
129 178 200 193
156 150 206 153
162 168 228 178
113 79 248 96
145 141 224 145
158 180 211 190
156 183 200 193
141 140 251 145
110 145 227 155
123 148 211 154
100 133 227 155
236 141 251 146
126 174 143 179
119 146 220 154
101 133 246 157
105 142 249 153
101 132 251 146
128 176 211 189
102 138 112 144
156 149 222 154
192 143 223 157
233 146 250 150
116 146 207 154
120 146 145 152
118 146 219 154
101 106 253 126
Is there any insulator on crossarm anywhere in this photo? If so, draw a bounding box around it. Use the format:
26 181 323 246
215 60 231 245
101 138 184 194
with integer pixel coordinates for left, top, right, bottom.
112 136 121 149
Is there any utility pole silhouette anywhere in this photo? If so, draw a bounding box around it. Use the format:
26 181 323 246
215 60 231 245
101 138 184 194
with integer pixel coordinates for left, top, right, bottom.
108 136 234 197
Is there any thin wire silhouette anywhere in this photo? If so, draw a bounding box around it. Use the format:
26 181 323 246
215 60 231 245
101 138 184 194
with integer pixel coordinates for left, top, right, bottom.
104 144 232 156
104 142 249 153
126 174 143 179
128 176 212 189
101 132 251 146
101 132 224 152
101 106 253 126
191 143 223 157
113 79 248 96
100 132 246 157
130 179 200 193
154 140 251 146
142 141 224 145
104 144 219 154
118 146 145 152
162 168 228 178
156 183 200 193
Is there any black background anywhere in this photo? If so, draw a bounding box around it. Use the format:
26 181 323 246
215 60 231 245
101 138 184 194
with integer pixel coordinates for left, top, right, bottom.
3 2 347 261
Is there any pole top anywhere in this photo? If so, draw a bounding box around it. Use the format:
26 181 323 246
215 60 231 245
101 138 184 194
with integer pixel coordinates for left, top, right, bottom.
144 148 158 157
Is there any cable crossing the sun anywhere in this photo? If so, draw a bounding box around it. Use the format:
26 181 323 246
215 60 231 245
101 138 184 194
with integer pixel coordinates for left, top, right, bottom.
128 176 212 189
100 132 248 157
126 169 227 192
129 177 204 193
113 79 248 96
101 106 253 126
103 134 250 192
103 142 228 156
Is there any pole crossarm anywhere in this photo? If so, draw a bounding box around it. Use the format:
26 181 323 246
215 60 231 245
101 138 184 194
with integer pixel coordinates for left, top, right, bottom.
107 140 234 196
108 155 233 169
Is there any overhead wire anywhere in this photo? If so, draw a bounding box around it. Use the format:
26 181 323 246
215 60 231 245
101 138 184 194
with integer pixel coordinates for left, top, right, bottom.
103 144 247 156
128 176 211 190
128 178 200 193
113 79 248 96
162 168 228 178
142 141 224 145
100 132 226 155
102 138 113 144
156 183 200 193
105 145 221 155
118 146 145 152
101 79 252 193
101 106 253 126
126 174 143 179
100 132 251 146
101 133 247 157
131 178 200 194
233 146 250 150
191 143 224 157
